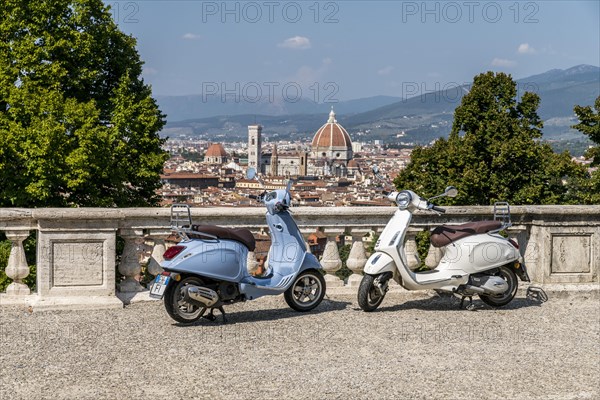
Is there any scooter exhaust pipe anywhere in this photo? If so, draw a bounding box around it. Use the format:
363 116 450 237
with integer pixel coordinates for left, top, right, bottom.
184 285 219 307
462 276 509 296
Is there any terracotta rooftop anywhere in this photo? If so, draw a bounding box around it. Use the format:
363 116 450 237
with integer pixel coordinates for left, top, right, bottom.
311 109 352 149
206 143 228 157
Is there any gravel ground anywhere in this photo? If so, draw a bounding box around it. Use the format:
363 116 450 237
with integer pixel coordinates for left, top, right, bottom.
1 292 599 400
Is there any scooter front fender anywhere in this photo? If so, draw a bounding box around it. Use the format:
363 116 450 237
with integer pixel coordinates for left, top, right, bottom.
364 252 397 275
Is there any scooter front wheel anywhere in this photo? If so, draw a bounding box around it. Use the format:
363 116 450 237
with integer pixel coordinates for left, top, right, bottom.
284 270 326 312
358 274 386 312
164 276 207 324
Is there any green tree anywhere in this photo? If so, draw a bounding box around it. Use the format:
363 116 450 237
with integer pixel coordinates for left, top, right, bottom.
572 95 600 203
573 96 600 166
0 0 168 207
395 71 588 205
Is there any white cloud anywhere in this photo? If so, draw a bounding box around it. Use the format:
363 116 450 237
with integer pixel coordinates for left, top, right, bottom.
278 36 311 50
491 58 517 68
517 43 536 54
182 33 201 40
377 66 394 76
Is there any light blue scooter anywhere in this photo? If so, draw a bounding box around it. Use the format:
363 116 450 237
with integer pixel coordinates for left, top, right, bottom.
149 168 326 323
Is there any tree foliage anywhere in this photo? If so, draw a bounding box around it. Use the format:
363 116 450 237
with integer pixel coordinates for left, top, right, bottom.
395 72 589 205
0 0 168 207
572 96 600 166
572 95 600 203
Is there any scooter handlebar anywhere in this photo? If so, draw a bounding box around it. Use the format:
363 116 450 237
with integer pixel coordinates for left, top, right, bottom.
431 205 446 213
247 191 266 201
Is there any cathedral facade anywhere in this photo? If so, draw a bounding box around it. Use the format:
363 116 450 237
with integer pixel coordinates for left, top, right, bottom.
250 109 355 178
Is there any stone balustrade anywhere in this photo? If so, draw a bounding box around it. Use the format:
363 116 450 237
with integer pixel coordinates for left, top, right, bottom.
1 205 598 310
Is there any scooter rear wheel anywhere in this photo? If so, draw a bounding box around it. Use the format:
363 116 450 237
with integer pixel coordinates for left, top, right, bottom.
164 276 207 323
480 266 518 307
358 274 386 312
284 270 326 312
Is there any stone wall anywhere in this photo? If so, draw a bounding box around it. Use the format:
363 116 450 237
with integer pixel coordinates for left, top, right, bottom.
1 205 598 309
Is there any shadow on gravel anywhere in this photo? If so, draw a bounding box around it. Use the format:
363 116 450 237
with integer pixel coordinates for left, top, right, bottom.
174 298 351 327
374 296 545 313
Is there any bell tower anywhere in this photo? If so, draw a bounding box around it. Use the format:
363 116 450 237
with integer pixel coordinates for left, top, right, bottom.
270 144 278 176
248 124 262 173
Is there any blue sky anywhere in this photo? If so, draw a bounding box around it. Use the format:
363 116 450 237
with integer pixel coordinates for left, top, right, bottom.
107 1 600 100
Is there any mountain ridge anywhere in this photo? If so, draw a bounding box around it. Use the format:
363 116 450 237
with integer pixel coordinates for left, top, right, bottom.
162 65 600 144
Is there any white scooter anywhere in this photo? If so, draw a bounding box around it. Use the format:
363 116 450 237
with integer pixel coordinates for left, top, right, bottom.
150 168 326 323
358 166 531 312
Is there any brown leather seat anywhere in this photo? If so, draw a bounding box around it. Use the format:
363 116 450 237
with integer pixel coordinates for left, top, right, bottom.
430 221 502 248
188 225 256 251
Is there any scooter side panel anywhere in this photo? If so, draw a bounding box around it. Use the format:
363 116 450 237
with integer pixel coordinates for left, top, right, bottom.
437 234 519 273
163 239 246 282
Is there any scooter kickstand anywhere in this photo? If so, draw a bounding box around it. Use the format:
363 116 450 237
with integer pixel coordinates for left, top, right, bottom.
217 306 228 324
203 307 228 324
203 309 216 322
459 296 474 310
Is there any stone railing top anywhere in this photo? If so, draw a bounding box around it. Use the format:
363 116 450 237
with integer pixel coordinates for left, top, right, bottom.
1 205 599 231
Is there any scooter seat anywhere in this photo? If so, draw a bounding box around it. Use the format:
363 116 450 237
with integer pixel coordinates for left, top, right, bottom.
188 225 256 251
430 220 502 248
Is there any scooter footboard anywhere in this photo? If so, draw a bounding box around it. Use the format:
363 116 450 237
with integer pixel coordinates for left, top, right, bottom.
364 252 396 275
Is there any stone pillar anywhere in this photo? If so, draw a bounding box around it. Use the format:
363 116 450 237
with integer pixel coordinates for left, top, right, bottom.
118 228 145 293
346 230 369 287
4 230 31 296
321 231 344 287
523 225 542 283
404 229 421 271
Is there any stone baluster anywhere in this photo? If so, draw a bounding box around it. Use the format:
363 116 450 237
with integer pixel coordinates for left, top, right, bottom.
425 243 444 269
4 230 31 296
404 229 421 271
145 230 172 278
346 229 369 287
320 230 344 287
118 228 146 292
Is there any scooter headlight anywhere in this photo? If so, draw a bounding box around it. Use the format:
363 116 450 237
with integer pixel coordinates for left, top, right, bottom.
396 191 412 209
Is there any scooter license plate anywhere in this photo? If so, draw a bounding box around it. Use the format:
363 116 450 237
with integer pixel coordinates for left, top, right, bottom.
149 274 170 299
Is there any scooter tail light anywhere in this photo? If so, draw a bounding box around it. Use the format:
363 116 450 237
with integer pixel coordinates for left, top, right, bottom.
163 245 186 260
508 239 519 250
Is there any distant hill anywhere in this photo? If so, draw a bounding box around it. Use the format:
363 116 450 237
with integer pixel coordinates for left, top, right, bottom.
157 94 402 122
162 65 600 144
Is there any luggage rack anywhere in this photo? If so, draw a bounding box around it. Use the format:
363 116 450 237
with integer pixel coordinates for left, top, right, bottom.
169 204 217 241
170 204 192 230
493 201 512 228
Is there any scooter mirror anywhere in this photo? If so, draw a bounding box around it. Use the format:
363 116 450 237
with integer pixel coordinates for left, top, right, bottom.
372 165 379 174
246 168 256 180
445 186 458 198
